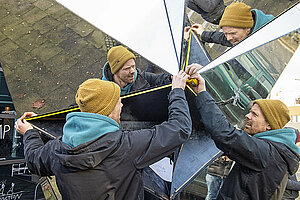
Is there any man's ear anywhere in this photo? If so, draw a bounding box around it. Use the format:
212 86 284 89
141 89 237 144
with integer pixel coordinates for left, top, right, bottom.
266 124 272 131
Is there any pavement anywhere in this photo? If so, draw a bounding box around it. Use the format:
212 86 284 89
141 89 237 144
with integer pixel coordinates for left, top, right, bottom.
0 0 149 116
0 0 106 115
0 0 298 117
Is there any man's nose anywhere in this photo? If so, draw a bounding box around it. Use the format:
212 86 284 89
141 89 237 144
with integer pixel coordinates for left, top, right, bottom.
130 67 135 73
245 113 250 119
226 34 233 41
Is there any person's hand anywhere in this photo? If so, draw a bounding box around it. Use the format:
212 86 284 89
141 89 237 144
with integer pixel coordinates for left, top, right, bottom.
172 70 190 90
185 64 206 94
15 112 36 135
190 24 205 37
185 63 203 75
184 26 191 41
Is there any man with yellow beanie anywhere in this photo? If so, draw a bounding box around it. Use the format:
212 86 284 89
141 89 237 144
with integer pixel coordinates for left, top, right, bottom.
102 45 172 95
15 70 192 200
185 64 300 200
184 2 274 46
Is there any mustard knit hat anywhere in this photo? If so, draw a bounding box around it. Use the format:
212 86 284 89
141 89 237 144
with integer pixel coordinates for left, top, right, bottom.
219 2 254 28
254 99 291 130
75 79 121 116
107 45 136 74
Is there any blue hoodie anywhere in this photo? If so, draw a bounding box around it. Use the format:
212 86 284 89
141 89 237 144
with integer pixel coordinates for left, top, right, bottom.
62 112 120 148
252 9 274 33
254 128 300 154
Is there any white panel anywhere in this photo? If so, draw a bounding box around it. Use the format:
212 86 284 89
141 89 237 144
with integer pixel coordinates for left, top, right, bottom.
56 0 185 75
164 0 186 66
269 46 300 106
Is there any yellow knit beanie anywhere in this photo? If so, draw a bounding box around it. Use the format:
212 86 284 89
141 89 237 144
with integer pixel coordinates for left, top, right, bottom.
107 45 136 74
219 2 254 28
75 79 121 116
253 99 291 130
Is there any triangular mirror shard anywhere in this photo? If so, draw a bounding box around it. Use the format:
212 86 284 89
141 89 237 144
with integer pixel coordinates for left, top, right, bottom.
170 136 222 199
199 2 300 74
169 33 222 199
56 0 185 75
182 31 211 69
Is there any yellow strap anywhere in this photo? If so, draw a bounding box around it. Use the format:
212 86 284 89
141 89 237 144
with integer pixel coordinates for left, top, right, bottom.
182 31 192 71
121 84 172 99
27 107 80 121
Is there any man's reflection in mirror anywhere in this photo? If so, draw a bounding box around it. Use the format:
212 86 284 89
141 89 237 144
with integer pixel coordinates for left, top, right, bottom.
184 2 274 47
101 45 172 95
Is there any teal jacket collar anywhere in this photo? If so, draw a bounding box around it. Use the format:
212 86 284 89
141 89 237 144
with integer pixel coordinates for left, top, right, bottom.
62 112 120 148
254 129 300 154
252 9 274 33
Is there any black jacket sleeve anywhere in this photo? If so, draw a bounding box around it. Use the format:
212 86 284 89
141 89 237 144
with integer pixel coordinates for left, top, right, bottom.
23 129 56 176
128 88 192 169
201 31 233 47
188 0 225 25
142 71 172 87
188 0 221 12
194 91 270 171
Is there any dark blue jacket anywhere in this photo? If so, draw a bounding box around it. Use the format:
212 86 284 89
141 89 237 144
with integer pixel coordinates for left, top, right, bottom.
23 88 191 200
195 91 300 200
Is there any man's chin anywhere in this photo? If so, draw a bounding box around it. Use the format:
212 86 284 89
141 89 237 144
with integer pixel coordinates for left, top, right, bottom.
231 41 239 45
244 129 256 136
244 127 251 134
127 78 134 83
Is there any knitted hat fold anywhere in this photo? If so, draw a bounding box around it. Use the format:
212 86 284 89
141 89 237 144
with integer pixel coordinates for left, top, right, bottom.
107 46 136 74
219 2 254 28
76 79 121 116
